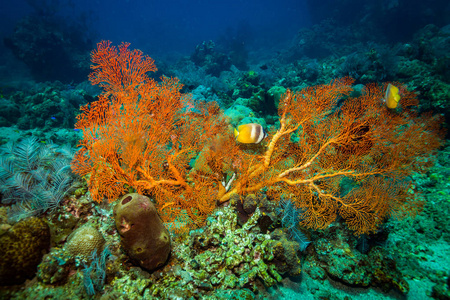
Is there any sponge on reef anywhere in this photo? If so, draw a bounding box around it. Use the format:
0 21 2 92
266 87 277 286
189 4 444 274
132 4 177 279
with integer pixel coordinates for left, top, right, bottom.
113 193 171 271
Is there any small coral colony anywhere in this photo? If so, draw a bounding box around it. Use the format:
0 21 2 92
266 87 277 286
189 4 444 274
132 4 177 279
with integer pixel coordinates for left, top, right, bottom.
0 40 444 299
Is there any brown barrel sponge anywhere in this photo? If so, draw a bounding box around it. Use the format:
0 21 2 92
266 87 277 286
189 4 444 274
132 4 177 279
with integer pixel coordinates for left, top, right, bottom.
113 193 171 271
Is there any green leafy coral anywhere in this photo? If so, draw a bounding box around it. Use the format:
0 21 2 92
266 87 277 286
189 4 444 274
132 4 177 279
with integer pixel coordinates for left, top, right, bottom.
164 205 299 295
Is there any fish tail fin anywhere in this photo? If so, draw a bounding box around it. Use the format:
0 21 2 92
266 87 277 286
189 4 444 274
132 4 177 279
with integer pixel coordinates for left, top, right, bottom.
234 128 239 138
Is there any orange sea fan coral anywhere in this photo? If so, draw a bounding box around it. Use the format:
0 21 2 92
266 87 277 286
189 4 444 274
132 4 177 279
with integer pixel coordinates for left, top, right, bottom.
72 41 242 233
73 41 444 235
89 40 157 95
216 79 444 234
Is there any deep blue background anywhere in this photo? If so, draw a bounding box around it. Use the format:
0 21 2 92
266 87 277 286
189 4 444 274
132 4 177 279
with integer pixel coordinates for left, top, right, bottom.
0 0 309 56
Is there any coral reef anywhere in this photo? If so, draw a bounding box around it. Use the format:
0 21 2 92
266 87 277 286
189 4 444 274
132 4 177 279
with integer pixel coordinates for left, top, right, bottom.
0 217 50 285
382 143 450 297
396 25 450 115
113 193 171 271
37 248 72 285
336 45 399 83
1 6 449 300
305 0 449 42
224 104 265 128
0 98 20 127
2 81 94 130
309 236 409 293
73 41 444 237
191 40 231 76
230 70 277 116
103 204 301 298
4 15 91 82
284 19 369 61
64 223 105 260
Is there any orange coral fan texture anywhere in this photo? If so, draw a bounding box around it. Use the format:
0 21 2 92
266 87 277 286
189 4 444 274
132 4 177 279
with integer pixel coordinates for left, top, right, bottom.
72 41 444 235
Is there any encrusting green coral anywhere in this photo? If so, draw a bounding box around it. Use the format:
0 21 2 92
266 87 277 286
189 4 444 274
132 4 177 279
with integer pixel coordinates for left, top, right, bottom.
170 205 299 293
186 208 282 289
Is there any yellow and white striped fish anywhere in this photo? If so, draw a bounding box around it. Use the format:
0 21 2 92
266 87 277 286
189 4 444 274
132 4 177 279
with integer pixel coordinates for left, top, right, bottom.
234 123 267 144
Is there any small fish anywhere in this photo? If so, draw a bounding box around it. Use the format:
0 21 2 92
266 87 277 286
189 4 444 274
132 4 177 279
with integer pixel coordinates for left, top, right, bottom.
384 83 401 109
234 123 267 144
50 116 56 120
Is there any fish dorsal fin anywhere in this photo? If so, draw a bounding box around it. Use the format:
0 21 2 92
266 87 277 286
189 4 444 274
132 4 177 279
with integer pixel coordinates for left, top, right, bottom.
237 124 245 131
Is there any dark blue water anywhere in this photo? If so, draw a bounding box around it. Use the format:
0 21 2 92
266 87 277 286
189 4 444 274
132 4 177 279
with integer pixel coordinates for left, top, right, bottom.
1 0 449 82
0 0 309 57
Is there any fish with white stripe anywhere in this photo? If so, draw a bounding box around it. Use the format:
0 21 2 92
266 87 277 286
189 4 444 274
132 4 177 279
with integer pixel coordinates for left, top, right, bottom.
234 123 267 144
